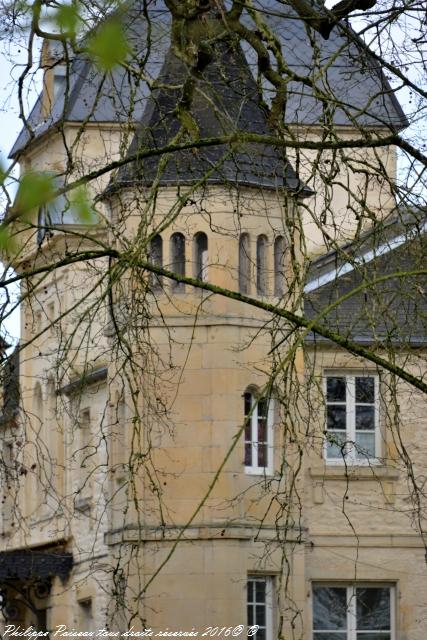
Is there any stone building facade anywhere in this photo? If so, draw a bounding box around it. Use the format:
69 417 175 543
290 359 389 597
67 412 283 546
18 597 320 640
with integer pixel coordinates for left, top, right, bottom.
0 2 425 640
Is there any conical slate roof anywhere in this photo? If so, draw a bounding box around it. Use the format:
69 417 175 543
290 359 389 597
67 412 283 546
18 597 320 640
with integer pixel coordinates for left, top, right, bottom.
9 0 407 160
111 42 302 191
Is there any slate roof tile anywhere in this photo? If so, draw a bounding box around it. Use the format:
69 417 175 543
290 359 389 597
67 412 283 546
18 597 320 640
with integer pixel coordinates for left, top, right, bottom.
9 0 407 159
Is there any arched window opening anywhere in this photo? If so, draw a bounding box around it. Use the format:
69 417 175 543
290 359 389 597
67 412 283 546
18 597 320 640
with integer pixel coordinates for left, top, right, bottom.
244 389 273 473
170 232 186 292
193 232 208 280
149 234 163 290
274 236 286 297
256 235 268 296
239 233 251 294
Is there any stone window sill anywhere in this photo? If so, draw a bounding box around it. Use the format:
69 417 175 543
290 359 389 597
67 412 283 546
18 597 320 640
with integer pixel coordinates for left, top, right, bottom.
308 464 399 481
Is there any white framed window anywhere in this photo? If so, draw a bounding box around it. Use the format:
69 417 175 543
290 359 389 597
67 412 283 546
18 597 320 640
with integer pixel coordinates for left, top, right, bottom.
312 584 394 640
324 373 380 463
244 391 273 474
247 576 273 640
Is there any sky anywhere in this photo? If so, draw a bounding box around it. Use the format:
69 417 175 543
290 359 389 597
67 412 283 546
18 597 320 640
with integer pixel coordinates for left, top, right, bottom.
0 43 39 345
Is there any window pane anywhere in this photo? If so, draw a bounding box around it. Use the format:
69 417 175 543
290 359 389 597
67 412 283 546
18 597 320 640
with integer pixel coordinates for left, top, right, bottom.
356 635 390 640
326 434 347 459
313 587 347 631
356 406 375 431
245 443 252 467
327 405 346 430
255 605 266 625
356 588 390 631
327 377 346 402
257 443 267 467
258 417 267 442
354 433 375 458
247 605 253 626
255 580 266 601
244 393 252 417
356 377 375 403
313 634 348 640
258 398 268 418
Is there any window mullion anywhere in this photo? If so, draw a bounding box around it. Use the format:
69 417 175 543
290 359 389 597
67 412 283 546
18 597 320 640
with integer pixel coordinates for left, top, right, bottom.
375 375 380 459
348 377 356 462
252 402 258 468
348 586 356 640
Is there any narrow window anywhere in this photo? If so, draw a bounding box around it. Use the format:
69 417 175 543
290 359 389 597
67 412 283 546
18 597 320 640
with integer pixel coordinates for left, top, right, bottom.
239 233 251 294
274 236 286 297
247 577 273 640
78 599 94 630
244 391 273 474
325 374 379 462
149 234 163 290
313 584 393 640
193 232 208 280
170 233 186 292
256 234 268 295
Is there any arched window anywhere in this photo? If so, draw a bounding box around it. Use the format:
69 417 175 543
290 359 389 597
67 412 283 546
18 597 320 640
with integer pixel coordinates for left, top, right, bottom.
256 235 268 295
170 232 186 291
149 234 163 290
274 236 286 297
244 389 273 473
193 232 208 280
239 233 251 294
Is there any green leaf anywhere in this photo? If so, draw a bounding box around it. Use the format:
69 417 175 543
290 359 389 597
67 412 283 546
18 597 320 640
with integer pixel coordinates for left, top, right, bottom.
69 187 97 224
15 173 55 220
87 19 130 71
55 4 80 37
0 226 17 253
